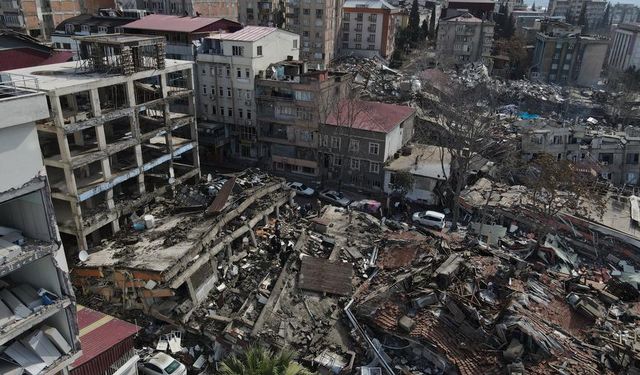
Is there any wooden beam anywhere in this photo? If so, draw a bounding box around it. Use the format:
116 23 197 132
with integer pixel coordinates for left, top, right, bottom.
72 268 103 278
141 289 174 298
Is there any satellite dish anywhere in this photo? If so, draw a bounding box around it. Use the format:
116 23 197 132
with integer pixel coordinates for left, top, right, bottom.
78 250 89 262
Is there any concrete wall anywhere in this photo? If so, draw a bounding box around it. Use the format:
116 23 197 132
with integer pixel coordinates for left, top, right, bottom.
0 124 45 195
576 41 608 87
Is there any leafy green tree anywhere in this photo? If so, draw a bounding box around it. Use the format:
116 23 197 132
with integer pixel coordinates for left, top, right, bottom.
408 0 421 41
220 346 314 375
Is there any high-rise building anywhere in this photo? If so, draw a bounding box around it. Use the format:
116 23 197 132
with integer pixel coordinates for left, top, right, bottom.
135 0 238 20
285 0 341 67
237 0 282 25
610 3 640 25
340 0 400 59
197 26 300 164
608 23 640 72
436 11 494 65
0 71 80 374
0 0 81 39
548 0 607 30
4 34 201 252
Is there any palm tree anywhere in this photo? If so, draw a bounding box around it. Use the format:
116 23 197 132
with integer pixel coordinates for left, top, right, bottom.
220 346 314 375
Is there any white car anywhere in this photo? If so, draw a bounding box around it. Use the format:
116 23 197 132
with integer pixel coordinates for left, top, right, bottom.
287 182 315 196
140 353 187 375
412 210 446 230
319 190 351 207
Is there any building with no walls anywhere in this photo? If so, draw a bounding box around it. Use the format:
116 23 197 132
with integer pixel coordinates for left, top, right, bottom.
0 71 81 374
340 0 400 59
4 34 200 252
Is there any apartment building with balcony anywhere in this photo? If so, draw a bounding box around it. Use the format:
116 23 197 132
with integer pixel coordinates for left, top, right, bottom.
340 0 400 59
4 34 201 252
285 0 341 67
608 23 640 73
0 0 81 39
548 0 607 30
0 74 81 374
256 60 351 179
238 0 281 25
197 27 300 164
135 0 238 20
436 11 494 65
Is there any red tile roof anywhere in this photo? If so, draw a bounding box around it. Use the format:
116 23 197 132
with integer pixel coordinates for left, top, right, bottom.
123 14 238 33
324 100 415 134
0 48 72 71
72 305 139 369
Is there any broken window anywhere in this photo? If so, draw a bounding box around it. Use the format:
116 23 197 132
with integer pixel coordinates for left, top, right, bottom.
627 153 639 165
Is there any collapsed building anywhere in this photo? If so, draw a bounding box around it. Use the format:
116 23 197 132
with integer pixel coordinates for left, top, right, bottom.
3 34 200 253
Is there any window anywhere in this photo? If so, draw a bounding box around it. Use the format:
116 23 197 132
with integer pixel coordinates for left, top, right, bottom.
212 105 216 115
343 33 350 41
349 139 359 152
226 66 230 76
368 14 377 22
245 68 250 78
343 22 350 31
202 85 207 94
355 43 361 49
63 43 71 49
237 68 242 78
342 42 348 49
552 135 563 144
295 91 312 101
257 46 263 56
316 9 323 18
247 110 252 119
65 24 74 33
627 153 640 165
228 108 233 116
303 31 310 37
227 88 232 97
238 108 243 118
333 156 343 167
81 25 90 33
217 66 223 76
232 46 244 56
599 153 613 164
331 136 341 149
303 8 310 14
322 135 329 147
370 162 380 173
219 86 224 96
98 26 108 34
356 13 363 21
368 44 375 50
203 104 209 114
350 158 360 170
369 142 379 155
201 67 206 75
293 40 298 48
355 33 362 41
355 23 362 31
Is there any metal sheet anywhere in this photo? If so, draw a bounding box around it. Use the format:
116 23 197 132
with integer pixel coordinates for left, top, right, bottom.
206 177 236 215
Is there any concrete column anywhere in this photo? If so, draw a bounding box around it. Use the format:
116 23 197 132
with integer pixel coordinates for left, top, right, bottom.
247 224 257 247
160 73 169 98
263 214 269 226
275 205 280 219
135 144 146 194
89 88 102 117
126 80 136 107
226 242 233 261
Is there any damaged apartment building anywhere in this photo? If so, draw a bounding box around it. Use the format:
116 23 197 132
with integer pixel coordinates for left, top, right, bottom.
4 34 201 253
0 74 80 373
518 119 640 187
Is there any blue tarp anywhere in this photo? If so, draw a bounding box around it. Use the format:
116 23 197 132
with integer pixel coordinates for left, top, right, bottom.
519 112 540 120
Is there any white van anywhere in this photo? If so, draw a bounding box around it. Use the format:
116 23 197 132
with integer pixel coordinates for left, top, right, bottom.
412 210 446 230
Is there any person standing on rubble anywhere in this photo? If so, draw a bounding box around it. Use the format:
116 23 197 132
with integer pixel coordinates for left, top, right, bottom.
280 240 294 267
274 219 281 238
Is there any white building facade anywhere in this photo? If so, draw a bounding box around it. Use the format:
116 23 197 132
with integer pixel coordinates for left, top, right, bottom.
608 23 640 72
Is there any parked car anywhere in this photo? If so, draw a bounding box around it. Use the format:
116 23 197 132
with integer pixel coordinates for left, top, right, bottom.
350 199 382 214
286 182 315 196
140 353 187 375
412 210 446 230
319 190 351 207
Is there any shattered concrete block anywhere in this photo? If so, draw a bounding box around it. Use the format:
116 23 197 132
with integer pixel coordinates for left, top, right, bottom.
398 316 415 333
503 338 524 362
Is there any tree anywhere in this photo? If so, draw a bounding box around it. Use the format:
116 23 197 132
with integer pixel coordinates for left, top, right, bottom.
578 2 588 31
408 0 421 41
421 18 429 40
272 1 285 28
220 346 314 375
531 2 536 11
389 170 415 199
429 5 437 39
518 154 605 242
493 36 530 79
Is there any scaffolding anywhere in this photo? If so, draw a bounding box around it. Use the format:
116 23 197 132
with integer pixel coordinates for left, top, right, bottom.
74 34 166 75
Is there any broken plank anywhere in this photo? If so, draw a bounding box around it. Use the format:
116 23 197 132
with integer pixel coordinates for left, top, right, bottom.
132 270 164 281
140 289 174 298
72 268 103 278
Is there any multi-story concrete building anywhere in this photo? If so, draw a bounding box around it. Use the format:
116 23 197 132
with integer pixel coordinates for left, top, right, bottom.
445 0 495 19
0 73 80 374
123 14 241 61
319 100 415 193
340 0 400 59
0 0 81 39
5 34 201 252
531 27 608 86
52 9 150 59
436 11 494 65
256 60 350 180
285 0 340 67
548 0 607 30
518 121 640 186
197 27 300 164
237 0 281 26
608 23 640 72
135 0 238 20
610 3 639 25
